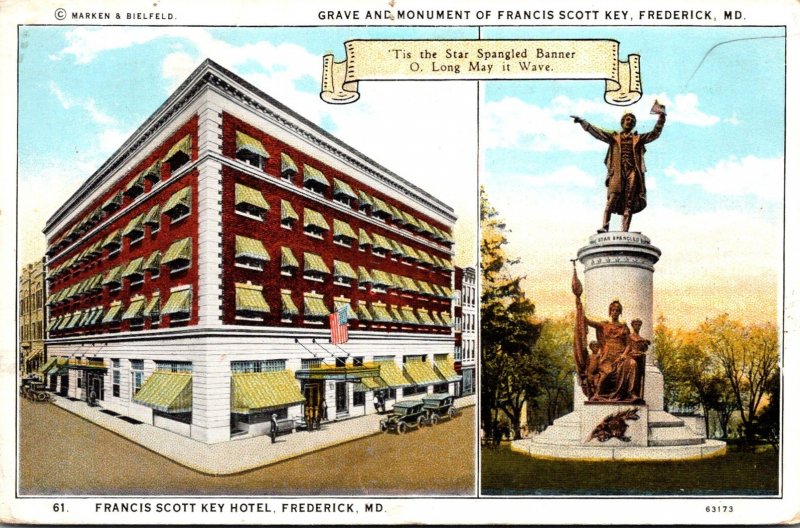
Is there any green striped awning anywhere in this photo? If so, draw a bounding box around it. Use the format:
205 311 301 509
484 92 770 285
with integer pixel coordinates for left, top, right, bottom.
333 297 358 320
357 190 373 209
235 183 270 211
79 308 97 326
144 250 162 271
56 314 71 330
303 293 329 317
440 286 454 299
231 371 305 413
435 359 461 382
122 297 146 320
417 280 435 296
38 357 58 375
163 186 191 216
102 301 124 323
441 312 453 326
430 311 444 326
370 269 391 286
377 361 412 388
142 161 162 182
122 213 144 236
102 230 121 248
356 302 372 321
440 258 455 271
281 247 299 268
124 173 145 195
304 252 330 274
236 131 269 158
87 239 104 256
332 178 357 199
358 376 387 390
388 205 404 222
389 305 403 323
390 273 406 290
371 197 392 216
333 219 357 240
162 237 192 264
357 266 373 285
430 283 444 297
303 164 329 187
102 191 123 211
143 204 161 226
88 307 106 325
417 219 434 235
280 152 298 174
401 306 420 325
418 309 435 326
46 317 59 331
235 235 270 261
163 135 192 162
281 290 299 316
370 302 392 323
303 208 330 230
63 311 83 329
401 276 419 293
133 371 192 413
162 288 192 315
145 293 160 317
371 233 392 251
235 283 270 313
402 212 421 229
103 265 123 285
404 359 442 385
402 244 420 261
121 257 144 278
333 260 357 280
281 200 299 221
388 239 405 257
431 255 444 270
358 229 373 247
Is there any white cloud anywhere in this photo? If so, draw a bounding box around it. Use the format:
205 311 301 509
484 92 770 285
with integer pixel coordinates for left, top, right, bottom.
665 155 783 201
59 27 188 63
49 81 115 125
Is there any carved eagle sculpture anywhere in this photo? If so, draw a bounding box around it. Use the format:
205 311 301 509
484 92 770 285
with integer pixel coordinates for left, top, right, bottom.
589 408 640 443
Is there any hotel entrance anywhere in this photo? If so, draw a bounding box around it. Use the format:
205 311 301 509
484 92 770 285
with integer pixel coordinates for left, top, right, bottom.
335 382 348 417
302 381 325 429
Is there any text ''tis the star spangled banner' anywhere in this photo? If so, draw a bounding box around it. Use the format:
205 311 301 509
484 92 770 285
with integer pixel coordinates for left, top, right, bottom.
321 39 642 106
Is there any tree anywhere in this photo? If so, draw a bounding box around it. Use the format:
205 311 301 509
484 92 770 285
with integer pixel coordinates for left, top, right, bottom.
697 315 779 448
531 316 575 428
480 187 542 440
753 371 780 452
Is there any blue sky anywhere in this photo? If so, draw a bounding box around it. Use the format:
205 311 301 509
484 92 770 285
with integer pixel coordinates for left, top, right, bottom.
481 26 785 328
18 26 479 268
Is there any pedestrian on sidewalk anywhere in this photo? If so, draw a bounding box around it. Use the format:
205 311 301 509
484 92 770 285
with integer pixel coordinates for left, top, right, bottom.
373 393 381 414
270 414 278 444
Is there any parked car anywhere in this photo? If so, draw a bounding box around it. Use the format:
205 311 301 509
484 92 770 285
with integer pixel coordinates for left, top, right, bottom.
422 393 458 425
379 400 428 434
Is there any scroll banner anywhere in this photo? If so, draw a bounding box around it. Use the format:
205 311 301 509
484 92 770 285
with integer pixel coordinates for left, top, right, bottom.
322 39 642 106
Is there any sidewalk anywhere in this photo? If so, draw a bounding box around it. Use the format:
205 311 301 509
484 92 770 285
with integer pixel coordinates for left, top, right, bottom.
51 394 476 476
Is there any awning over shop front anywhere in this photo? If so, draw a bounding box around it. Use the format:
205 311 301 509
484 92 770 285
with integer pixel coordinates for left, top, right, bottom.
434 359 462 382
38 357 57 375
376 361 412 388
133 371 192 413
403 360 442 385
230 371 304 414
40 357 69 376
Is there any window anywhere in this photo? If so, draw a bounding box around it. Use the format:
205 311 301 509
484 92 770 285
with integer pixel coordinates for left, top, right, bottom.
235 183 269 221
162 237 192 274
301 358 323 369
303 252 330 282
353 389 365 407
235 131 269 169
112 359 121 397
303 208 329 239
155 360 192 372
235 283 269 322
234 236 269 271
281 290 299 323
353 357 364 367
131 359 144 396
332 178 357 207
280 247 299 277
280 153 298 182
164 135 191 173
231 359 286 373
163 186 191 224
144 203 161 234
280 200 298 230
403 384 427 396
303 164 329 195
333 260 356 287
303 292 328 325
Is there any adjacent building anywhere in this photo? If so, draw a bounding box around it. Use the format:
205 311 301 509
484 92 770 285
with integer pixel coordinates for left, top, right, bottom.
453 265 476 395
41 59 460 443
19 258 46 377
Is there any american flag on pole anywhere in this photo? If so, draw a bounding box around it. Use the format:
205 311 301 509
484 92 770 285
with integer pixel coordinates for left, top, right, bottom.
329 304 349 344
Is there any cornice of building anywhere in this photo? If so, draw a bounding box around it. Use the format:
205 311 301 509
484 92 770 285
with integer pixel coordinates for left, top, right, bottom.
45 59 455 235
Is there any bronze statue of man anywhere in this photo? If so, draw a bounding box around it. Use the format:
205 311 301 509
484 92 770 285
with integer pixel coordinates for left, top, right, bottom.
571 103 666 233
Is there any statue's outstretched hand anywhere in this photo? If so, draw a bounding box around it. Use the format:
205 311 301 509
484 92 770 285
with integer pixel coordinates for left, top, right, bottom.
571 115 583 124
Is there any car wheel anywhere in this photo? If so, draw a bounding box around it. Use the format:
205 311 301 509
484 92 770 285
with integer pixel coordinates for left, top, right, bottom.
380 420 387 433
448 407 457 418
398 422 408 434
430 414 440 426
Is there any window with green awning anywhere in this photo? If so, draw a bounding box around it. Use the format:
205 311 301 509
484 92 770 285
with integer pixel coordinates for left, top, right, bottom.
303 163 329 189
303 208 330 231
124 173 145 197
357 190 373 210
235 131 270 158
333 219 356 241
401 306 420 325
163 135 192 169
102 230 121 249
371 233 392 251
142 161 162 183
333 297 358 320
162 288 192 316
133 370 192 413
281 290 299 316
102 191 123 212
281 247 299 270
235 183 270 215
417 308 435 326
370 302 392 323
230 370 305 414
235 283 270 313
303 293 329 317
103 265 123 285
162 237 192 266
145 293 160 318
122 257 144 279
332 178 357 200
122 297 146 320
357 267 373 285
356 302 372 321
235 235 270 261
370 269 391 287
304 252 330 274
102 301 124 323
163 186 191 219
333 260 357 280
281 199 299 222
144 250 162 272
430 311 444 326
280 152 298 178
358 229 373 248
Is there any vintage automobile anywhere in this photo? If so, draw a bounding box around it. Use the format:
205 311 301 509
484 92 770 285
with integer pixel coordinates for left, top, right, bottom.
422 393 458 425
379 400 428 434
19 377 50 402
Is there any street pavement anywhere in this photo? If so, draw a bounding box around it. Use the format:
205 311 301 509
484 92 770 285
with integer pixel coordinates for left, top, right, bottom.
19 396 476 495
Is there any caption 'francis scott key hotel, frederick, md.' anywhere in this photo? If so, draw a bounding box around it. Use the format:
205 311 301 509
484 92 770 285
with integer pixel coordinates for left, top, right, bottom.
41 59 462 444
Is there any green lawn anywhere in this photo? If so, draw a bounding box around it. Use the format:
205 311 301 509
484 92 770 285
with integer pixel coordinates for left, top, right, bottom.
481 445 779 495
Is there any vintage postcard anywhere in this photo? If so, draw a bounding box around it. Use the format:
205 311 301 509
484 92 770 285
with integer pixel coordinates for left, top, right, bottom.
1 0 798 524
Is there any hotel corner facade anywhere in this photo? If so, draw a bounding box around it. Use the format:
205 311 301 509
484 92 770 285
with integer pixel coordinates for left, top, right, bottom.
41 59 460 444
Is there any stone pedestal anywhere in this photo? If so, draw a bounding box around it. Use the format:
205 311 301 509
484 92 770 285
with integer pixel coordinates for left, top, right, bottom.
514 231 727 461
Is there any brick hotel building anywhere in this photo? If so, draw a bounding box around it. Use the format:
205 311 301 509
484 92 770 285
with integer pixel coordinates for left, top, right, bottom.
41 59 460 443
